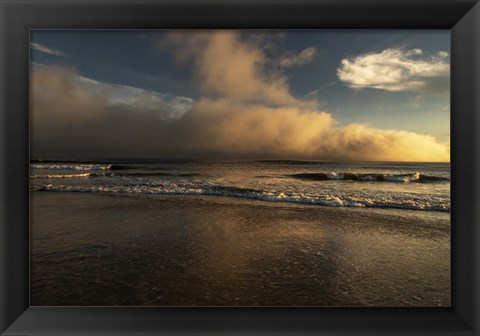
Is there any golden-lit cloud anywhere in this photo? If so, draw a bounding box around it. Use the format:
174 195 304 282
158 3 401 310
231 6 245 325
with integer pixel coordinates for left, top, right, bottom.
31 66 107 125
164 31 302 106
178 98 449 161
31 32 450 162
179 98 335 157
326 124 449 162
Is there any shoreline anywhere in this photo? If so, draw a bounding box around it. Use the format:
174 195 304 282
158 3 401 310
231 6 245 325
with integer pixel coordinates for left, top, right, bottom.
31 188 451 216
30 191 450 307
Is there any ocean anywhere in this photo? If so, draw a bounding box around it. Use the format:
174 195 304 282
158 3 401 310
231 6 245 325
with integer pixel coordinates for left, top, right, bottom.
29 160 451 306
31 160 450 213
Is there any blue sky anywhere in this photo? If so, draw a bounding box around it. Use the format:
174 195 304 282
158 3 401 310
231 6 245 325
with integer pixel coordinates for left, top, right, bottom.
30 30 450 161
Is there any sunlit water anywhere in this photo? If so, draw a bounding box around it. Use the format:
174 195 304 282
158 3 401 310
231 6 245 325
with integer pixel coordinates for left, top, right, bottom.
30 160 450 306
31 160 450 212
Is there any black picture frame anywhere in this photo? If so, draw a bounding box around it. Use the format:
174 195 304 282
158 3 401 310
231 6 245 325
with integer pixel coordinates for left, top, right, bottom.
1 0 479 335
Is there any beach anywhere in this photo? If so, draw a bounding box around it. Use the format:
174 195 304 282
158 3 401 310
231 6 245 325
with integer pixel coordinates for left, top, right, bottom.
30 191 450 307
29 29 452 309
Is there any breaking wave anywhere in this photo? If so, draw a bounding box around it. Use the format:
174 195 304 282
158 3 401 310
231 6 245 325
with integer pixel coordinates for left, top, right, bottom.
31 163 112 170
31 173 94 179
31 172 201 179
32 183 450 212
288 172 449 183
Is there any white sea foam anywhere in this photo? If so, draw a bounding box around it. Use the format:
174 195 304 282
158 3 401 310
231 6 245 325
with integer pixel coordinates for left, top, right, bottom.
383 172 421 183
31 173 93 179
30 161 450 212
327 172 343 180
31 164 111 170
34 182 450 212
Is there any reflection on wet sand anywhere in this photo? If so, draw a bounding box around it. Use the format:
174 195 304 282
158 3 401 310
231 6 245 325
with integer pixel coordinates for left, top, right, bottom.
31 192 450 306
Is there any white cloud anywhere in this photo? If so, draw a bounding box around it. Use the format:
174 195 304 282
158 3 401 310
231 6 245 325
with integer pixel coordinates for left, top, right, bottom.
278 47 317 68
337 48 449 94
73 75 193 121
438 51 449 58
406 48 423 56
30 43 67 57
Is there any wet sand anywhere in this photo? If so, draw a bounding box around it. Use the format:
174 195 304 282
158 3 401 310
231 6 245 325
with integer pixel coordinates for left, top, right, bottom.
30 192 450 306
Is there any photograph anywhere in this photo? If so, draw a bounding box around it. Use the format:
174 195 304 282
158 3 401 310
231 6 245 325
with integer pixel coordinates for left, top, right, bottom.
29 29 451 307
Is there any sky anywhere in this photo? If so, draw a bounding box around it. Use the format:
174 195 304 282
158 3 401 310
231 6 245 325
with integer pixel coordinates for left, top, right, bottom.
30 30 450 162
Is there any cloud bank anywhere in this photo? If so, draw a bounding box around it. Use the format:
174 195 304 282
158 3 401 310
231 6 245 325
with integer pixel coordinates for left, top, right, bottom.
31 33 449 162
337 48 449 95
